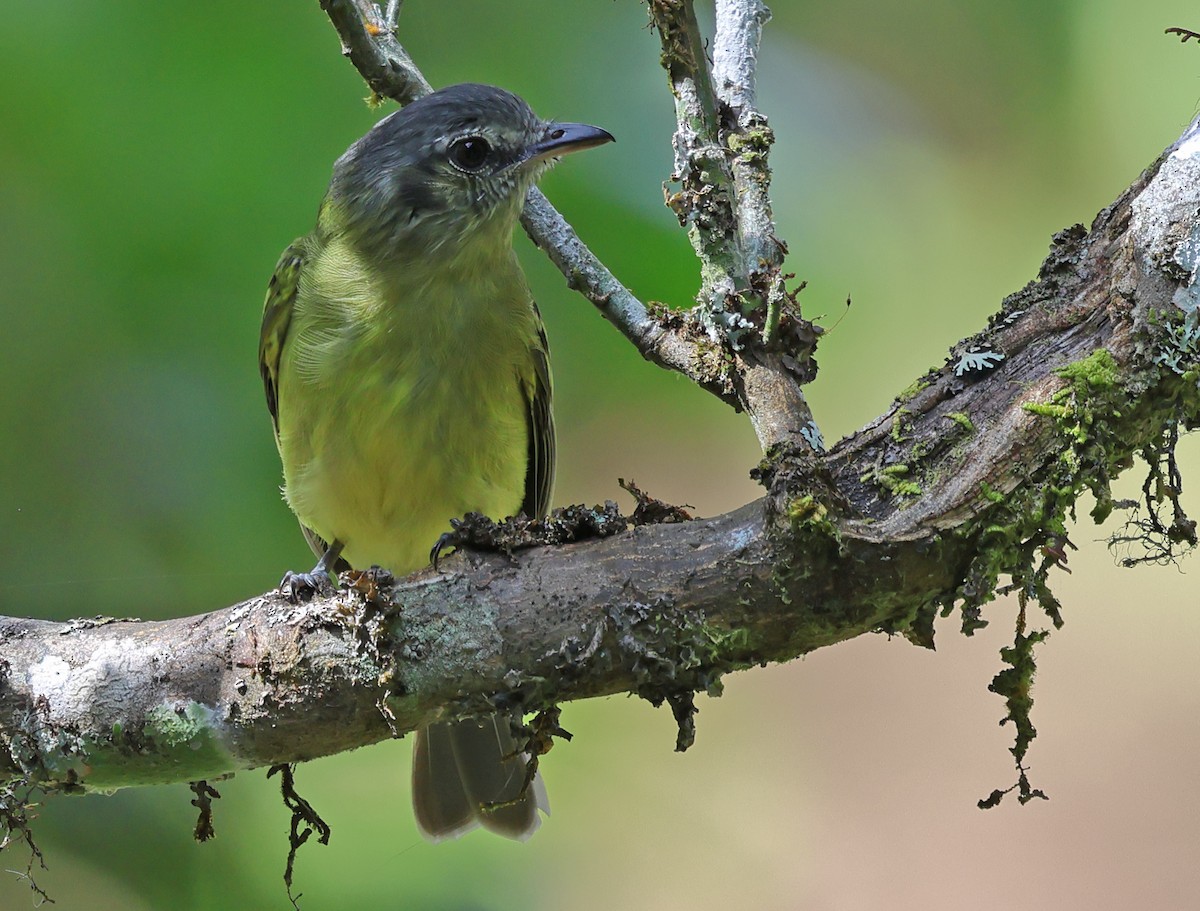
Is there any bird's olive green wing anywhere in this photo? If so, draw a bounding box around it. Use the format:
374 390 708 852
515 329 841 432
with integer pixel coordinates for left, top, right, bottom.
521 304 556 520
259 240 307 441
258 239 348 568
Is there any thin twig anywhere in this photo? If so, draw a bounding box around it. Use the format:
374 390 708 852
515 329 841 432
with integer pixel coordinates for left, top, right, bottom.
649 0 820 449
648 0 746 317
383 0 401 31
517 192 739 406
320 0 430 102
713 0 789 340
1166 26 1200 44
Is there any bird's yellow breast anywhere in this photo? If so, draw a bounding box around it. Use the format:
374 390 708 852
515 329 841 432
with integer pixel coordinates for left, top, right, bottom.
276 237 536 575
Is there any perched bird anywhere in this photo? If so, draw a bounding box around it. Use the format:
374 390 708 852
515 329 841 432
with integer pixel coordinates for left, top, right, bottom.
258 83 613 841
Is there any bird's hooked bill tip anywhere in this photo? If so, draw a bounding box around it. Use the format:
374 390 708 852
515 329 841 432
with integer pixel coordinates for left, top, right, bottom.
528 122 615 161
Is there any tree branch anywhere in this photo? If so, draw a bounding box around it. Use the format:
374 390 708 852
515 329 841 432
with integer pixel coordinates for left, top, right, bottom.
0 486 983 790
320 0 432 103
3 111 1199 789
648 0 819 450
2 0 1198 814
712 0 782 327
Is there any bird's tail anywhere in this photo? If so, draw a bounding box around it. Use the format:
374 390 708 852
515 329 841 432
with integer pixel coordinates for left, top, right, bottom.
411 715 548 842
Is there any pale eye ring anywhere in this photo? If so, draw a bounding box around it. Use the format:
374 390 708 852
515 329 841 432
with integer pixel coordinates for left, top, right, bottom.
448 136 491 172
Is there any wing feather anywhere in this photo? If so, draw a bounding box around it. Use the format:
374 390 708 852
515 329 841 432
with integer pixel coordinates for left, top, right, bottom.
259 238 349 568
521 303 556 519
258 240 307 441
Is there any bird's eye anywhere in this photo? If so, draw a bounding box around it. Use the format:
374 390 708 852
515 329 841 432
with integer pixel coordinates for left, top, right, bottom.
448 136 491 172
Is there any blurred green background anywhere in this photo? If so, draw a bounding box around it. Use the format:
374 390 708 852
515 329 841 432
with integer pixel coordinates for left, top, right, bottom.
2 1 1199 908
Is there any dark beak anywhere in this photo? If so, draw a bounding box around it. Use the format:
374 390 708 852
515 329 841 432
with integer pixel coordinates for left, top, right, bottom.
527 122 615 162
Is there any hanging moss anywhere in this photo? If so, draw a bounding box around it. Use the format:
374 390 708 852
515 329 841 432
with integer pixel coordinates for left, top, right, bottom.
952 330 1200 806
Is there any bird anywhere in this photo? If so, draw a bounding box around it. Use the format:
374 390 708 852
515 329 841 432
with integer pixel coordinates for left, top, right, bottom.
258 83 613 841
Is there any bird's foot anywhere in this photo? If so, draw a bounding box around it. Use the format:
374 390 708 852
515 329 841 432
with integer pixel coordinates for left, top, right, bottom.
280 540 346 603
428 512 512 570
429 530 461 572
429 511 557 571
279 567 334 604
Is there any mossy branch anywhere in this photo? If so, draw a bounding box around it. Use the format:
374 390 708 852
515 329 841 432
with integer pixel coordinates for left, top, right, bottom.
648 0 820 449
3 0 1200 861
2 108 1198 790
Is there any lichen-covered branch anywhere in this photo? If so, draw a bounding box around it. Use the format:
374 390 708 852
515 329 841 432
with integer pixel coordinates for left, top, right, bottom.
648 0 819 450
1 0 1196 838
0 501 927 792
319 0 432 103
828 122 1200 543
650 0 739 301
3 112 1199 795
712 0 786 331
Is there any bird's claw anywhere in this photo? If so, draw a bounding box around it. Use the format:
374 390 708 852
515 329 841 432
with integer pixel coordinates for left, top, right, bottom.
279 568 333 604
430 530 460 571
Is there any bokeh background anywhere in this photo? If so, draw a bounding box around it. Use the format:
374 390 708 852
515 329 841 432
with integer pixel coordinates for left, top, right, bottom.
2 1 1199 908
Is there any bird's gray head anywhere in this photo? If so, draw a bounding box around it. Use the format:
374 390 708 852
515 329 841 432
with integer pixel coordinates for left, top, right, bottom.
325 83 613 260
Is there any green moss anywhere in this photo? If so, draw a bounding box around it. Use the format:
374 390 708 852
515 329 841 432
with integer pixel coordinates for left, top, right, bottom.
778 492 844 582
989 627 1048 760
144 702 216 748
944 411 976 434
1023 402 1070 419
977 623 1051 809
93 702 233 789
761 475 856 650
33 701 236 792
1058 347 1121 387
727 125 774 166
891 407 912 443
862 463 922 499
785 493 829 529
978 481 1006 505
950 338 1200 806
896 376 933 404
